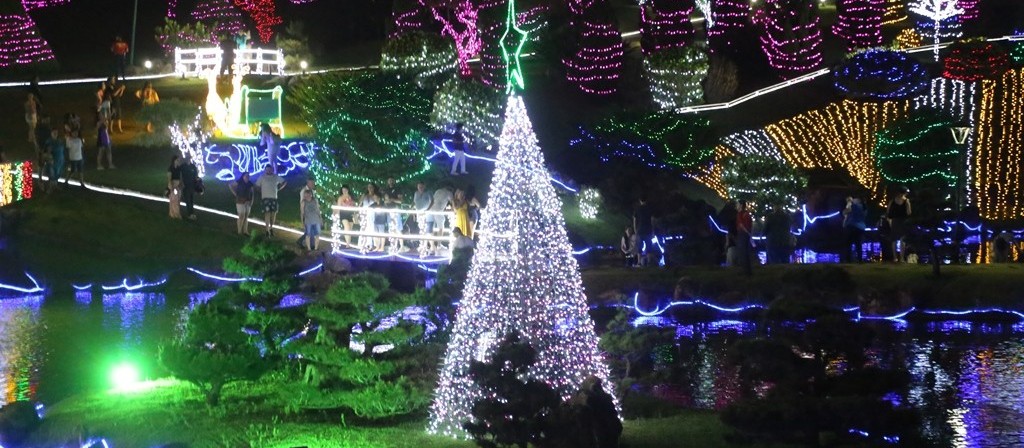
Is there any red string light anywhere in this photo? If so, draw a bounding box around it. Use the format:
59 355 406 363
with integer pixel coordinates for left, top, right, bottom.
942 41 1011 82
233 0 282 43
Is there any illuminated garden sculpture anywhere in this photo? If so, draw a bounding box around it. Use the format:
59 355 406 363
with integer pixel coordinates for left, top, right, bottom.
833 0 884 50
908 0 963 60
429 2 614 435
833 49 930 100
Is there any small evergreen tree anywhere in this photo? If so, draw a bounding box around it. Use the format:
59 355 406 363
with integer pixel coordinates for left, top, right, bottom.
720 154 807 215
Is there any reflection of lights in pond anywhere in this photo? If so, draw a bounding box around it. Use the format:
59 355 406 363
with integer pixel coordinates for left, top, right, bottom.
0 296 42 406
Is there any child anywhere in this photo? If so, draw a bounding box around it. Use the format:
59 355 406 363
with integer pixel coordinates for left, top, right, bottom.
96 117 114 170
301 190 323 251
46 128 65 189
66 129 85 188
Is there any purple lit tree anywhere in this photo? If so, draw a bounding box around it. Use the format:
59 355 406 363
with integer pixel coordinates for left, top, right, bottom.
707 0 749 55
21 0 69 11
192 0 248 39
833 0 884 50
0 2 56 68
478 0 507 88
390 0 431 38
640 0 696 55
564 0 623 95
760 0 822 80
420 0 482 77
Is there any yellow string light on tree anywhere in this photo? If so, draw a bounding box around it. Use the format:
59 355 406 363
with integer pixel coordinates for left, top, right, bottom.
973 69 1024 220
893 28 922 49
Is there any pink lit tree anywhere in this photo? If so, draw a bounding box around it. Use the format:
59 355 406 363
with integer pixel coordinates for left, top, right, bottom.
833 0 884 50
760 0 822 80
193 0 248 39
21 0 69 11
707 0 749 55
640 0 696 55
0 1 56 68
564 0 623 95
419 0 482 77
478 0 507 88
233 0 282 43
390 0 430 38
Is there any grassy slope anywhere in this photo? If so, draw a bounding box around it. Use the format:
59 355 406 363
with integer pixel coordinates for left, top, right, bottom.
30 379 760 448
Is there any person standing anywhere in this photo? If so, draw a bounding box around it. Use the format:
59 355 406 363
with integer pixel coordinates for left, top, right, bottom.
34 115 52 166
886 188 912 263
107 77 126 133
633 197 653 266
413 181 432 240
46 128 65 189
763 205 792 264
259 123 281 174
335 185 357 246
255 165 286 235
167 155 183 219
426 184 453 254
620 226 639 267
66 129 85 188
296 178 316 247
229 172 255 235
450 123 468 175
735 200 754 276
180 158 200 220
301 189 323 251
96 117 114 170
843 197 867 263
452 188 472 239
25 93 38 144
111 36 129 80
136 82 160 132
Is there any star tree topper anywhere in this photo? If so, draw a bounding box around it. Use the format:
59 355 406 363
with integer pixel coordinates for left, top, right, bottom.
499 0 529 93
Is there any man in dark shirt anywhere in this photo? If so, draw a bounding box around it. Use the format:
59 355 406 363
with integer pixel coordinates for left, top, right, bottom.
633 197 653 266
180 158 200 220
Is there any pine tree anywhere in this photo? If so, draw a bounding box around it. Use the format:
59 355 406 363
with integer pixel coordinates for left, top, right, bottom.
192 0 248 40
428 95 614 437
0 2 56 68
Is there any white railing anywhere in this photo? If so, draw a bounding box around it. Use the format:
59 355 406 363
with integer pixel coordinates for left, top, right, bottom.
174 47 223 77
330 205 455 257
174 47 285 77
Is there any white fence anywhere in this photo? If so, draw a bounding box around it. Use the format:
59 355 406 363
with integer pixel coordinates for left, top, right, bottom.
175 47 285 77
330 205 456 257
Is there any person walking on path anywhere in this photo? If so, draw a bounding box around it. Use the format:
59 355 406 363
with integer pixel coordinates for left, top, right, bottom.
633 197 653 266
843 196 867 263
296 178 315 247
180 158 201 220
301 189 323 251
255 165 286 235
735 200 754 276
96 117 114 170
136 82 159 132
167 155 183 219
111 36 129 80
230 172 255 235
66 129 85 188
886 188 912 263
450 123 468 175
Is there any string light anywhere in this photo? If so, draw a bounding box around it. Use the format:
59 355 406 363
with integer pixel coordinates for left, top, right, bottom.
0 11 56 68
422 0 481 77
695 0 713 27
169 112 211 178
232 0 282 43
941 41 1011 82
759 0 823 79
833 0 884 51
833 49 930 100
578 187 601 220
479 1 546 89
203 140 315 181
720 154 807 213
973 69 1024 220
0 272 43 295
192 0 248 39
21 0 69 11
570 112 714 172
720 129 784 160
893 28 923 49
881 0 907 24
707 0 749 55
874 112 958 185
1011 41 1024 65
957 0 980 22
908 0 963 60
912 77 978 202
391 0 429 38
640 0 695 55
168 0 178 17
0 161 34 206
430 78 504 150
564 0 624 95
645 46 709 109
380 31 457 83
428 95 614 437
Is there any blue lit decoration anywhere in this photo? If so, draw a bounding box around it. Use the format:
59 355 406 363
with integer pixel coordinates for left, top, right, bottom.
833 49 930 100
569 113 715 175
99 277 168 292
203 140 316 181
428 137 579 193
0 273 43 295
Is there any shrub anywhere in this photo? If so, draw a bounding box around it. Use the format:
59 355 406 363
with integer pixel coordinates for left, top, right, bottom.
276 21 314 72
833 49 930 100
720 154 807 216
571 111 716 175
155 18 217 56
134 98 203 147
645 46 709 109
0 401 40 447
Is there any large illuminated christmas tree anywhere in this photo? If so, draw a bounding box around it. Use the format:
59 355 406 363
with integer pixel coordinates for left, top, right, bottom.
428 2 613 435
0 1 56 68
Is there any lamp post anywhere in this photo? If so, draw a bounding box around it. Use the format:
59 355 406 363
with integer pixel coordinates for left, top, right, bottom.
129 0 139 66
950 126 972 264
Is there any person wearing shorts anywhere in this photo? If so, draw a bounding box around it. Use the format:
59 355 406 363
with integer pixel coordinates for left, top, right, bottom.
66 129 85 187
255 165 286 236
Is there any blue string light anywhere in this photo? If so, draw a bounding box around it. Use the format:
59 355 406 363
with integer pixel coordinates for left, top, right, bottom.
99 278 168 292
833 49 930 100
0 272 44 294
427 138 579 193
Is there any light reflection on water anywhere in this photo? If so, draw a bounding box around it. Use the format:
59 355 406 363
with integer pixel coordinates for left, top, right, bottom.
633 316 1024 446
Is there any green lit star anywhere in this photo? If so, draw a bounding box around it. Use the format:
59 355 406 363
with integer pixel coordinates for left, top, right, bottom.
499 0 529 94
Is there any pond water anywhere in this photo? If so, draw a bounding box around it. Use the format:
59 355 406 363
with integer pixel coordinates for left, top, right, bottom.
1 291 1023 447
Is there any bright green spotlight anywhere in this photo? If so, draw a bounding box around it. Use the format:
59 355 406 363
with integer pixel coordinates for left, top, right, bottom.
110 362 140 390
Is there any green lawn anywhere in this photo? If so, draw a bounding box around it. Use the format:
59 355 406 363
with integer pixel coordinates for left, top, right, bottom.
29 378 761 448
